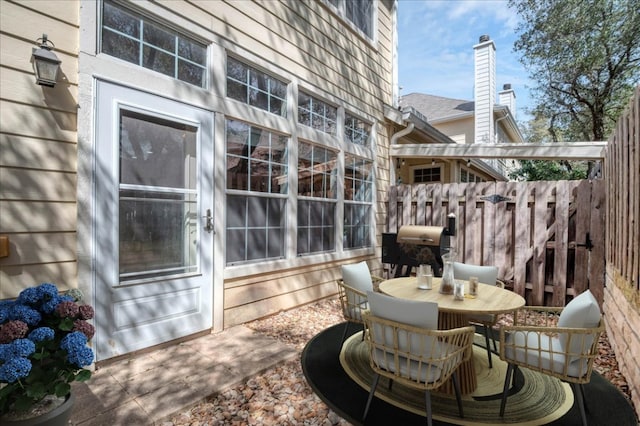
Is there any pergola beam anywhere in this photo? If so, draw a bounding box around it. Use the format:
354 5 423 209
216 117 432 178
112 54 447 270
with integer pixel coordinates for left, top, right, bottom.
390 142 607 160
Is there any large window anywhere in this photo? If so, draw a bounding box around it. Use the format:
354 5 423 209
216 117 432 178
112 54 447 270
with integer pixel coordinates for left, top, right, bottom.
227 57 287 116
297 142 338 255
344 153 373 249
226 120 288 264
101 0 207 87
298 92 337 135
325 0 375 40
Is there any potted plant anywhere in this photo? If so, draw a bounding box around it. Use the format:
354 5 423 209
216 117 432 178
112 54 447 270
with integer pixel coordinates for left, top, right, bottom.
0 283 95 425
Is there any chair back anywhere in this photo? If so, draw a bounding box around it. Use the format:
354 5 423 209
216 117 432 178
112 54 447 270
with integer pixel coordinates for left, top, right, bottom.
336 279 368 324
500 292 604 384
453 262 498 286
337 261 375 324
363 291 474 389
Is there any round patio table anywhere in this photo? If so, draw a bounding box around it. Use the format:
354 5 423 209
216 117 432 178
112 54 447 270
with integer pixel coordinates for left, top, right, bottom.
378 276 525 395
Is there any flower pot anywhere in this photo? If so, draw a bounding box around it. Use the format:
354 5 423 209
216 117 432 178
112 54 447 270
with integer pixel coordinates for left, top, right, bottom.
1 393 75 426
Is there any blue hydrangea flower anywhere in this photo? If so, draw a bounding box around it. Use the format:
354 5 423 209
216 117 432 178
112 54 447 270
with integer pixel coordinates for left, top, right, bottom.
8 338 36 358
66 346 94 368
60 331 88 353
59 294 74 303
28 327 55 342
36 283 59 299
17 287 40 305
9 304 41 326
0 357 32 383
40 295 62 315
0 343 8 361
0 300 13 323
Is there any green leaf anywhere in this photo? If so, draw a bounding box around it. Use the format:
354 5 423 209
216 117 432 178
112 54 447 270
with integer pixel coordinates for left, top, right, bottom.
59 317 75 331
76 369 92 382
54 382 71 397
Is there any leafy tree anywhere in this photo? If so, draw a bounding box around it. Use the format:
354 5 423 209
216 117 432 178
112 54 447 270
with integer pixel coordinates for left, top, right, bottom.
509 0 640 142
509 159 588 181
508 110 589 181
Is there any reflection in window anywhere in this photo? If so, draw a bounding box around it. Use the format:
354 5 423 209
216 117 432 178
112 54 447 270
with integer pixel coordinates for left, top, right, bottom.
118 110 198 280
344 113 371 146
297 142 337 198
298 92 337 135
344 153 372 249
226 119 288 265
325 0 374 40
344 154 372 202
297 141 337 255
227 57 287 116
101 0 207 87
226 119 288 194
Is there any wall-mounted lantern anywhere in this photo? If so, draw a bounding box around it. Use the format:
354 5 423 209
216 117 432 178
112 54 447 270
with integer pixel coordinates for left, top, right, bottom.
32 34 61 87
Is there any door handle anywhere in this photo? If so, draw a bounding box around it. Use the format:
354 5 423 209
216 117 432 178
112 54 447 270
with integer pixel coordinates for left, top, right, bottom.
203 209 213 233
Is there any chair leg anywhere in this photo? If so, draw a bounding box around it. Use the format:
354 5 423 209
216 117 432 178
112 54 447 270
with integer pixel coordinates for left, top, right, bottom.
571 382 588 426
452 371 464 419
483 325 493 368
424 389 433 426
490 327 498 352
363 373 380 421
500 363 515 416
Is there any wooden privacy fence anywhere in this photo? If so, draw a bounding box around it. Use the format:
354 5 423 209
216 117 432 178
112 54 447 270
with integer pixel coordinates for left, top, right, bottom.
386 180 605 307
606 85 640 302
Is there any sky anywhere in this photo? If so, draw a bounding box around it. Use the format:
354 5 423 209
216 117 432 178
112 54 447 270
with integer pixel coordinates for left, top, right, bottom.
397 0 534 121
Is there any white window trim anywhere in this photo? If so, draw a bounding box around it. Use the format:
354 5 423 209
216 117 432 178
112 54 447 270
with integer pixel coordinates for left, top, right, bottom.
321 0 378 45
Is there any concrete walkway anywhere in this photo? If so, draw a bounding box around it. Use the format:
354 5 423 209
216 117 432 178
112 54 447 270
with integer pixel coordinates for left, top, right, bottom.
69 326 299 425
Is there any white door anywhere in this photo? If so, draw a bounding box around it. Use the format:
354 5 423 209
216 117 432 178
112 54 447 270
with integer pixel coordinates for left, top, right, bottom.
94 81 213 360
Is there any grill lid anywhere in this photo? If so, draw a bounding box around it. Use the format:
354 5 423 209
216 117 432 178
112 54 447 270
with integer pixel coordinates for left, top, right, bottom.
396 225 444 246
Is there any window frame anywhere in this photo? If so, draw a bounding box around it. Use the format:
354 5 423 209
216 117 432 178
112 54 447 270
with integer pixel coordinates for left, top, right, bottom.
226 55 288 117
322 0 377 43
412 164 443 184
100 0 208 88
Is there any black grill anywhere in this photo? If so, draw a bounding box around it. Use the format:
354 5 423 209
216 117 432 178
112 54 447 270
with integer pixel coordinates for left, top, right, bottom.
382 219 455 278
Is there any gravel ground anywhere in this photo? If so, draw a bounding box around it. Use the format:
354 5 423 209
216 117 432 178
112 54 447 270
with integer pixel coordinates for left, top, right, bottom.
166 298 633 426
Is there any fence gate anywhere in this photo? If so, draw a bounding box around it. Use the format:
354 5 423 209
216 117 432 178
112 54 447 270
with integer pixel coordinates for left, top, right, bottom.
386 179 606 306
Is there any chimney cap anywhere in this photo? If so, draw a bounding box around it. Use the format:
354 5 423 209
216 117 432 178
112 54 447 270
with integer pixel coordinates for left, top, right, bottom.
479 34 491 43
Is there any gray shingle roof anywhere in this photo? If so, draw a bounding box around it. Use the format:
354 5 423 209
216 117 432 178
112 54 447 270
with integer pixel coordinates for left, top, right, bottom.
400 93 474 122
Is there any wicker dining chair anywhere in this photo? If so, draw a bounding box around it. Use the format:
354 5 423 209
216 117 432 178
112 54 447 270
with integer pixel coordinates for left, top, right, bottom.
453 262 500 368
362 291 475 426
336 261 384 347
499 290 604 426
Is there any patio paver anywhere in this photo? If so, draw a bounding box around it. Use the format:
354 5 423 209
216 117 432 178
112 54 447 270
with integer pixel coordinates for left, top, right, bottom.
69 325 298 425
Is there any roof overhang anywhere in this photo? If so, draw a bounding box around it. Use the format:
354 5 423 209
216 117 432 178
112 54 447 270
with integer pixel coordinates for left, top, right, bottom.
494 105 524 143
384 104 456 145
390 142 607 160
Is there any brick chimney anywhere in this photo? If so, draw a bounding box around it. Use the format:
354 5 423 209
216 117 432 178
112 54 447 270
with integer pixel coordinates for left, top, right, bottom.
474 34 496 144
499 83 516 119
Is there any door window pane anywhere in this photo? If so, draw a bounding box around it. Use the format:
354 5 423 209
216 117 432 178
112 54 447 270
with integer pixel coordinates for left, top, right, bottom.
118 110 198 280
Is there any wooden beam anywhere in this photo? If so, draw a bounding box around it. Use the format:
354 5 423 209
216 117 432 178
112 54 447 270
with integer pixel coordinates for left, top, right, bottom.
390 142 607 160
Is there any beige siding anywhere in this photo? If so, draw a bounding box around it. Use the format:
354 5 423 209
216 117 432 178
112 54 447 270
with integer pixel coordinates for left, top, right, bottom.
1 0 394 330
0 0 79 299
